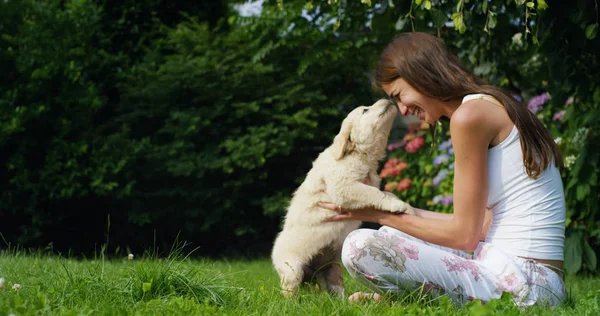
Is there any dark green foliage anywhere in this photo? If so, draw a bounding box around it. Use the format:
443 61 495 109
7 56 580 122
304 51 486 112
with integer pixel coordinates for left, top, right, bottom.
0 0 598 271
0 0 377 256
115 4 379 255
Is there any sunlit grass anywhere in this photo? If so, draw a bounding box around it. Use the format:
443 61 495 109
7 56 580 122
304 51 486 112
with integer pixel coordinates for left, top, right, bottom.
0 245 598 315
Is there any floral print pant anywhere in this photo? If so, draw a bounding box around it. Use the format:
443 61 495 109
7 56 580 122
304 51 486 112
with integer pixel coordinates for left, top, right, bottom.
341 226 566 307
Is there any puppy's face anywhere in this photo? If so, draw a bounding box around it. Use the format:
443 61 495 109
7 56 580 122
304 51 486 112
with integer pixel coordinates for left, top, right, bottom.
332 99 398 160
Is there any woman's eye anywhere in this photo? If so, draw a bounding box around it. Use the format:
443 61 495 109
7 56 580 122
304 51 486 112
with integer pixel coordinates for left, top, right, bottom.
363 108 369 113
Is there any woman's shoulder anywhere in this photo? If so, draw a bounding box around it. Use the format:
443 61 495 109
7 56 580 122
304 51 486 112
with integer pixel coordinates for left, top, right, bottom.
450 99 507 146
451 99 499 130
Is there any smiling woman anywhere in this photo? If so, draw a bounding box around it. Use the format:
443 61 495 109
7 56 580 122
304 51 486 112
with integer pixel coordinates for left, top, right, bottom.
319 32 567 307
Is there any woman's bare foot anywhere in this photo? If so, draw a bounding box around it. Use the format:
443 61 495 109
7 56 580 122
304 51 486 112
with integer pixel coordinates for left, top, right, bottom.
348 292 384 303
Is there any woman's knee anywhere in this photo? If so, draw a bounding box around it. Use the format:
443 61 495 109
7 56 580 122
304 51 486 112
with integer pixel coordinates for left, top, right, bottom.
341 228 375 271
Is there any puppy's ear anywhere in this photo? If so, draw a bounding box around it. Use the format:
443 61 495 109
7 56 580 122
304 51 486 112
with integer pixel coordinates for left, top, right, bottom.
332 121 354 160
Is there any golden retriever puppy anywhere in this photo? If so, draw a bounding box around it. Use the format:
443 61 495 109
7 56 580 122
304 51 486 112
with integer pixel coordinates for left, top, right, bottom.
271 99 415 298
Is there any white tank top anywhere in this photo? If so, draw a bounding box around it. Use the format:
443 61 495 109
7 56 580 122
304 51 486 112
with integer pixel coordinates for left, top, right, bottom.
462 94 566 261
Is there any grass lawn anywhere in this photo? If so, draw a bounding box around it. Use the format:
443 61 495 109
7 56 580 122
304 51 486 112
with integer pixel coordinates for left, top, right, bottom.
0 248 599 315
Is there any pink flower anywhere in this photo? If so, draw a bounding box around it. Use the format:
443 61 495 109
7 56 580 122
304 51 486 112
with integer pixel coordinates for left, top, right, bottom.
397 161 408 172
387 141 405 151
379 168 394 178
396 178 412 192
441 195 453 205
402 243 419 260
496 273 522 296
442 257 482 282
384 158 401 169
527 92 551 113
502 274 519 289
565 96 574 105
379 159 408 178
346 237 367 260
553 110 566 121
405 137 425 153
384 182 398 191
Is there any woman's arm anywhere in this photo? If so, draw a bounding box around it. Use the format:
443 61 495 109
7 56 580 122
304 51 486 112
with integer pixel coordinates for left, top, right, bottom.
412 207 453 220
401 107 493 250
413 207 492 241
397 105 495 250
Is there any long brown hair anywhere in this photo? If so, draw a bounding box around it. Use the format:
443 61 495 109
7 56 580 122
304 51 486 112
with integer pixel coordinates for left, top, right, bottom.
375 32 562 179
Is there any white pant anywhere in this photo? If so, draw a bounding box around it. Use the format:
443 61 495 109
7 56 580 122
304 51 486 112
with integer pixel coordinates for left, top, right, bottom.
341 226 566 307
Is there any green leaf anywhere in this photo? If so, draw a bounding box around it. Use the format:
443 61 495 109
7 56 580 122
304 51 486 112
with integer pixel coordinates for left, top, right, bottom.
585 24 598 40
565 231 583 274
455 0 463 12
537 0 548 10
395 16 407 30
482 0 488 12
590 172 598 186
515 0 526 5
333 19 341 31
415 0 423 5
453 14 467 34
526 2 535 8
487 12 497 29
583 240 597 271
423 1 432 10
576 184 590 201
142 282 152 293
430 9 448 28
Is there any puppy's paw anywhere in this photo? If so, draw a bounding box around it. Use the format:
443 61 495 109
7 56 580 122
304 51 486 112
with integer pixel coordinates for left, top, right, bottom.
389 199 414 214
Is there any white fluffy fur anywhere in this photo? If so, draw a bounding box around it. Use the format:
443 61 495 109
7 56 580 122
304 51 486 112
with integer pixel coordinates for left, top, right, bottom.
271 99 415 298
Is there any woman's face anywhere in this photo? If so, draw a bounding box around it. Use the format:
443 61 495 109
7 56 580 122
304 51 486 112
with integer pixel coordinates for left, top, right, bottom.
381 78 441 124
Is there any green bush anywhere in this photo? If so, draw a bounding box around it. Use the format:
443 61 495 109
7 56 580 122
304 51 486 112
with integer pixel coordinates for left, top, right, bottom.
0 0 598 272
114 4 381 254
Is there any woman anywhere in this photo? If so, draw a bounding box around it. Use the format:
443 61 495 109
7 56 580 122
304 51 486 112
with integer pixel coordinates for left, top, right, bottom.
319 32 566 307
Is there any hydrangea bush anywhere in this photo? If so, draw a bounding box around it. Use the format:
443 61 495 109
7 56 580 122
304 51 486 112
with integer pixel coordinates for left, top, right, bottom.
381 121 456 214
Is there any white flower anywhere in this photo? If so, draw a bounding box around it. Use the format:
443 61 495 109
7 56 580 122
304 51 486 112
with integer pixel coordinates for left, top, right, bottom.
573 128 589 144
128 253 134 260
0 277 5 289
554 137 562 145
12 283 21 291
565 155 577 169
511 33 523 47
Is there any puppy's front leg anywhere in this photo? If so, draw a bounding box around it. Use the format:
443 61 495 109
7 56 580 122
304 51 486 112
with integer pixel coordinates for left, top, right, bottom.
367 170 382 189
328 179 414 215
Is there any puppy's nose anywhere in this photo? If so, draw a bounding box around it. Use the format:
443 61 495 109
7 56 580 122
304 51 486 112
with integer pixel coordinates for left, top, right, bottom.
375 98 393 107
381 98 394 106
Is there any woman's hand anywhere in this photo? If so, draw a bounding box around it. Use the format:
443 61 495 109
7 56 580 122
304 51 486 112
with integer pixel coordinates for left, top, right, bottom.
318 202 396 224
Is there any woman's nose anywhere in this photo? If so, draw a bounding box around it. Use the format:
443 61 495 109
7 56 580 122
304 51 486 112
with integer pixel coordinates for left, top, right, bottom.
397 103 408 116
